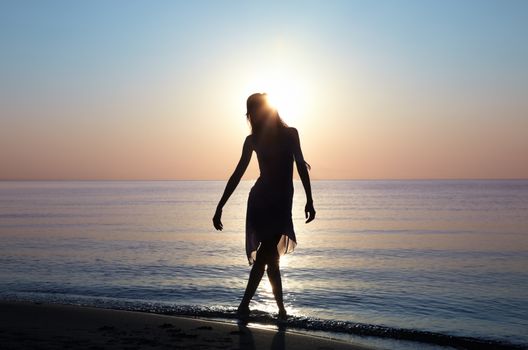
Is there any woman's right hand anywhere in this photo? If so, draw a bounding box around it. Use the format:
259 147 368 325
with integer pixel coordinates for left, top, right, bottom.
212 207 223 231
305 201 316 223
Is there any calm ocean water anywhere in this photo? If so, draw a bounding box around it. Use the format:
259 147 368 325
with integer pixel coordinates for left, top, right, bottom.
0 180 527 349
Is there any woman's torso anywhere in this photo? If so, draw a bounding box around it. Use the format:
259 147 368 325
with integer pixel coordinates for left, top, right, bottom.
251 128 295 193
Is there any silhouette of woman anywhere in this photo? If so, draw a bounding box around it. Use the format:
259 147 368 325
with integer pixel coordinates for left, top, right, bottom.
213 93 316 319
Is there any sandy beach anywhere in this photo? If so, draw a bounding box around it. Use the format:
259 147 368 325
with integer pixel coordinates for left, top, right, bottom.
0 301 372 350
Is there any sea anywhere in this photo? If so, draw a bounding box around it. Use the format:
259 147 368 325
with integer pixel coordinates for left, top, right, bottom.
0 180 527 350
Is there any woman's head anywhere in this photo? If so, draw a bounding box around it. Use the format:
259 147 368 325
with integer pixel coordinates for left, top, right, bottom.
246 93 287 136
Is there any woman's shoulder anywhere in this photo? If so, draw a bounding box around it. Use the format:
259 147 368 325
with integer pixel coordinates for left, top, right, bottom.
285 126 299 135
279 127 299 149
284 126 299 141
245 134 256 148
276 126 295 135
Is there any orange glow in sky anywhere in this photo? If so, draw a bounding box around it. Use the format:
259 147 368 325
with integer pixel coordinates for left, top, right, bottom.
1 2 527 180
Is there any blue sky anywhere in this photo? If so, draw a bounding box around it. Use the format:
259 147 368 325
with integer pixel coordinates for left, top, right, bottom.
1 0 527 179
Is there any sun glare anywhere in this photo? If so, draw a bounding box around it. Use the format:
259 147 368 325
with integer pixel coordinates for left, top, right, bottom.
242 67 312 128
264 85 304 126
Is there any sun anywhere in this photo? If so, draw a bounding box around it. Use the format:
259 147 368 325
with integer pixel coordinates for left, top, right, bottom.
242 69 311 128
264 84 304 127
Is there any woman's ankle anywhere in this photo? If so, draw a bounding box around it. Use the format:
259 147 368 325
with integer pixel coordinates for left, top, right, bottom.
238 302 250 311
278 307 287 320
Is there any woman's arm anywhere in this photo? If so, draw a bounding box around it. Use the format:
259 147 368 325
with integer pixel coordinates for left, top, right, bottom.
212 135 253 230
291 128 316 223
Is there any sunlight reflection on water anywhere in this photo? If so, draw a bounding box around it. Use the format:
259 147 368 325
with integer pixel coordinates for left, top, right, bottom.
0 180 527 346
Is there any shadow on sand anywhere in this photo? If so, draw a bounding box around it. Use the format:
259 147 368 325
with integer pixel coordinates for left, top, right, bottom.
236 319 285 350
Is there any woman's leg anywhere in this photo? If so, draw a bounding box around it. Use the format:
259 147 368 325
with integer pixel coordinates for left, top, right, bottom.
238 235 280 312
238 257 266 312
266 235 286 315
266 257 285 312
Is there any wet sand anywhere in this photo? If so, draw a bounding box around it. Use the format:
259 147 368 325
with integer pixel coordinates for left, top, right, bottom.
0 301 372 349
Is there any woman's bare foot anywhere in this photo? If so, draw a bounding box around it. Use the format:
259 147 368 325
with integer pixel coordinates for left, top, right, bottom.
237 304 250 317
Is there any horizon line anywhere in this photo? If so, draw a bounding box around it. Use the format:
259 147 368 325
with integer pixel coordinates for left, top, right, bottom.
0 178 527 181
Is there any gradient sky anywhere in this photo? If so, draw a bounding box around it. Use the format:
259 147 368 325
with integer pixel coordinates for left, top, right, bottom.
1 0 527 180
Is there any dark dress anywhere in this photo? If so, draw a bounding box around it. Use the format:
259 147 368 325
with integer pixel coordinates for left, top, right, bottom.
245 129 297 265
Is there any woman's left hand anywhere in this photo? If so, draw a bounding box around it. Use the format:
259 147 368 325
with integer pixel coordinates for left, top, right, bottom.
305 202 316 223
212 208 223 231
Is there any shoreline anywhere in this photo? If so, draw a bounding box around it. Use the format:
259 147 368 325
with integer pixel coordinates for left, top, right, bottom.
0 300 373 350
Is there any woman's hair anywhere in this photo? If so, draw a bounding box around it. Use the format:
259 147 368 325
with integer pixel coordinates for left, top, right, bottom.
245 92 311 171
245 93 288 136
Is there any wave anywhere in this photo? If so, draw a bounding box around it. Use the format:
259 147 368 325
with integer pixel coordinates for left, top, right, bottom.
1 293 525 350
131 307 527 350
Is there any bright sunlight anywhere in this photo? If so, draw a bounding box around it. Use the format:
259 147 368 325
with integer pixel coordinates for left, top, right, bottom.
240 64 314 128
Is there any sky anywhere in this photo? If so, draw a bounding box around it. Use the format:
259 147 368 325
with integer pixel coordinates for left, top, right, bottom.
1 0 527 180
